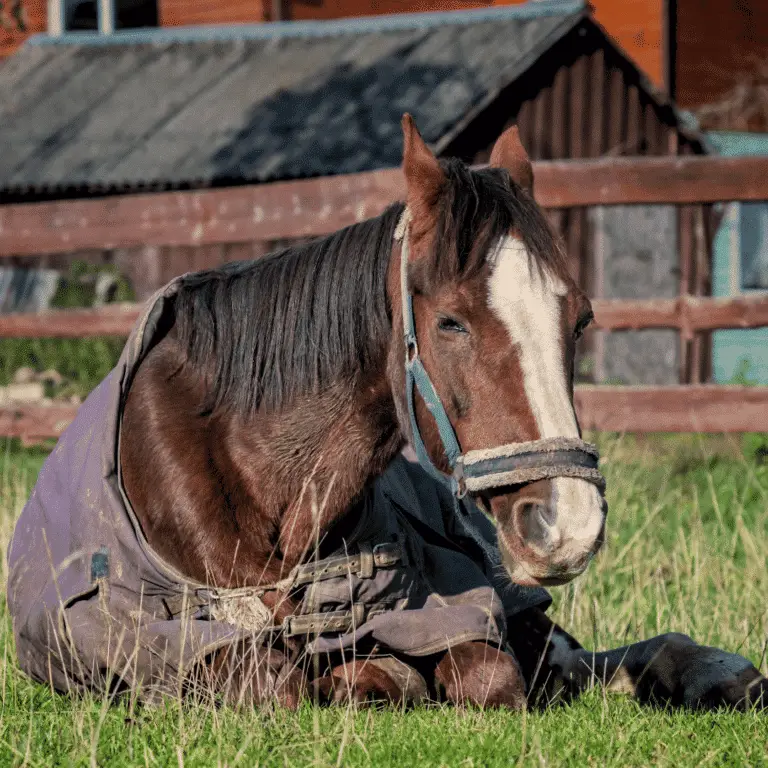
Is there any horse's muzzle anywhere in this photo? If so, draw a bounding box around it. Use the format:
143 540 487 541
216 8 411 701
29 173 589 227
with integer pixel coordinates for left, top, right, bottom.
494 477 607 586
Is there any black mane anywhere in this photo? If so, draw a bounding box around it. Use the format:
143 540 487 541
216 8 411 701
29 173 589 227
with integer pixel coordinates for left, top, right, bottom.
172 160 565 416
172 203 403 416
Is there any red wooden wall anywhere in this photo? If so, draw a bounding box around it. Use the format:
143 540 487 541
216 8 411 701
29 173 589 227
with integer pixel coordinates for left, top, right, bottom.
159 0 268 27
0 0 46 58
675 0 768 110
157 0 667 89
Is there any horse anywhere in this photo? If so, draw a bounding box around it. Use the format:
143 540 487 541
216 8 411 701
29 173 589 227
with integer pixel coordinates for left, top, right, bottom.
116 115 768 710
10 114 766 711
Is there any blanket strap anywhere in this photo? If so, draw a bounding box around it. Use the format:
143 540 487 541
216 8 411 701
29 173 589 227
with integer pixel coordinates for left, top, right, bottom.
160 539 406 637
283 604 367 637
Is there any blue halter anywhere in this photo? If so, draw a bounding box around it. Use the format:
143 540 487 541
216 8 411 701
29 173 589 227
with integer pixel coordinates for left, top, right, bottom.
396 210 465 497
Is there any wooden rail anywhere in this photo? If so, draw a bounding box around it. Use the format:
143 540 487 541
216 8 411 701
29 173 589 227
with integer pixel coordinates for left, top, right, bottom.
0 303 142 337
3 156 768 258
4 385 767 442
573 386 768 434
591 295 768 334
2 295 768 339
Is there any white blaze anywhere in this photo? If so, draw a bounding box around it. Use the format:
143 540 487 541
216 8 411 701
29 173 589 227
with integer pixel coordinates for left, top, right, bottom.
487 237 603 562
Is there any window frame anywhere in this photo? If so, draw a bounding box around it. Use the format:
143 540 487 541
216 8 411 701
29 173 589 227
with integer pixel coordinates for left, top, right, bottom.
726 201 768 297
49 0 160 35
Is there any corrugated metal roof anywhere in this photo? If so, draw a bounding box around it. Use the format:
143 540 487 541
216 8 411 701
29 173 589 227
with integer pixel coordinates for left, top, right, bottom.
0 2 590 195
0 1 705 197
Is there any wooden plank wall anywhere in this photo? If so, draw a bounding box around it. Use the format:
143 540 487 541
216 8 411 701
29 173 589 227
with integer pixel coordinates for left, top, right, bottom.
159 0 267 27
589 0 664 89
460 25 710 384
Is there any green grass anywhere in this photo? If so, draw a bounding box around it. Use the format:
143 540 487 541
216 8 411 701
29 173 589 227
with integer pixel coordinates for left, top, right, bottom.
2 434 768 766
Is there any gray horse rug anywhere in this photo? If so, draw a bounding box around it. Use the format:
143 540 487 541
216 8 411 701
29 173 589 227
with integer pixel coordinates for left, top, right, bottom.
6 279 550 702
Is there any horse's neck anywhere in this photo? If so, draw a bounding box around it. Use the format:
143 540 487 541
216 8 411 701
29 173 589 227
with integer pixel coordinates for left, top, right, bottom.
242 370 404 568
231 234 405 569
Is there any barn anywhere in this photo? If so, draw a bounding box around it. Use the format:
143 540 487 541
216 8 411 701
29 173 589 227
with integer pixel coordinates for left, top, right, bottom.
0 0 713 385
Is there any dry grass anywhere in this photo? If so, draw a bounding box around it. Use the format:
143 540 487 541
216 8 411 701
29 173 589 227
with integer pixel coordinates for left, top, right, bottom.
2 434 768 766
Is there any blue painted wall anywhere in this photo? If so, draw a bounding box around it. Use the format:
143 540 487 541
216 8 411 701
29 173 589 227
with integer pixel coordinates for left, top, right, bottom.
707 131 768 385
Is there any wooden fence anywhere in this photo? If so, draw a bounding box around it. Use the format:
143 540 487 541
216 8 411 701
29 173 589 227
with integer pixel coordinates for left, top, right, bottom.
2 155 768 440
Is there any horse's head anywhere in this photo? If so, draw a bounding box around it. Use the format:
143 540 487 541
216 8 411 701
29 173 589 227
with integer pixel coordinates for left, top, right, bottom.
388 115 606 587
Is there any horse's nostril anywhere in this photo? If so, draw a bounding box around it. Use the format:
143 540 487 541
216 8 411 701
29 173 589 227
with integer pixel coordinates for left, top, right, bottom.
513 498 557 554
537 501 557 527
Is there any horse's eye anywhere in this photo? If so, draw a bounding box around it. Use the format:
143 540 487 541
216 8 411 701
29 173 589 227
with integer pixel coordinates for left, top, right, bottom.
574 311 594 340
437 316 468 334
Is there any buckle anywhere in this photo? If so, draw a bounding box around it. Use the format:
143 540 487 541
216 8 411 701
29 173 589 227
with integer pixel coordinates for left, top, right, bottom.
357 542 374 579
372 541 402 567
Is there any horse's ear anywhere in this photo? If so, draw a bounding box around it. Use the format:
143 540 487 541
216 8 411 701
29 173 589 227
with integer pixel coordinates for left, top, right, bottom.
401 113 445 219
489 124 534 193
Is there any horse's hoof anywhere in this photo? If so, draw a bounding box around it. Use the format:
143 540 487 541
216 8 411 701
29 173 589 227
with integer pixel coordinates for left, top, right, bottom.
685 658 768 712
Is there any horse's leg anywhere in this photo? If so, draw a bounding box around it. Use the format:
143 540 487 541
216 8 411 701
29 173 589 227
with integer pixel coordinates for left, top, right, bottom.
507 607 768 711
432 640 527 709
186 638 307 710
314 656 428 706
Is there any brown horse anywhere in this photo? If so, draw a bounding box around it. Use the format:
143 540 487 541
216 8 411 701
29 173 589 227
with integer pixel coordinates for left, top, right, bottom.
118 115 768 711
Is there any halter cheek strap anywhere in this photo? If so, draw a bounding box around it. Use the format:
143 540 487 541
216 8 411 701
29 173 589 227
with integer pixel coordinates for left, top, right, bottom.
396 209 463 492
394 208 606 499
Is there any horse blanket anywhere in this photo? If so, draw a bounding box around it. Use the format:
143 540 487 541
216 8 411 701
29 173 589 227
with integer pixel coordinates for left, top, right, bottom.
6 278 551 702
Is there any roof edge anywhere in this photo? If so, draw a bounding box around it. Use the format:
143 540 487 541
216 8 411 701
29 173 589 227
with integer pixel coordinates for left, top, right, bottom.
25 0 586 47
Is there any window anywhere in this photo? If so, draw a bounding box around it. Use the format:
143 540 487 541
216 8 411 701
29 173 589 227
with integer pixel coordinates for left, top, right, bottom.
64 0 96 30
738 202 768 291
57 0 158 33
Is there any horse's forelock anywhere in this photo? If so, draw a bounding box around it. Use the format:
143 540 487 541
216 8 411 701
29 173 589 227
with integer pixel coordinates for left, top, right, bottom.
415 160 568 292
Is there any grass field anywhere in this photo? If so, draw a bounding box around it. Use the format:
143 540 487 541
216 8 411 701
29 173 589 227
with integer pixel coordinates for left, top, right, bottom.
2 434 768 767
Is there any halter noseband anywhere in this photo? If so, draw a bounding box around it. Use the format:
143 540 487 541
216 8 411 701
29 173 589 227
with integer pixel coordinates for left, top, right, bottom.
394 209 605 499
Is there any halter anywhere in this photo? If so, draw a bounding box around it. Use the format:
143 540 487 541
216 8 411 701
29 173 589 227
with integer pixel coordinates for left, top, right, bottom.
394 209 605 500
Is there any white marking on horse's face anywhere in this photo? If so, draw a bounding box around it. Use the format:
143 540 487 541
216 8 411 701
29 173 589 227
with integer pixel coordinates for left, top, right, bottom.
487 236 604 576
487 237 572 436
